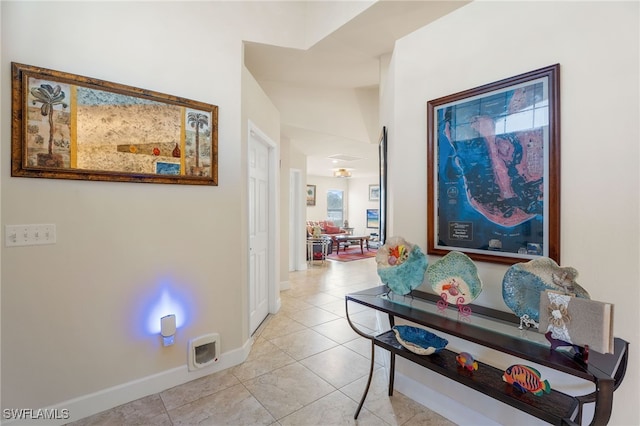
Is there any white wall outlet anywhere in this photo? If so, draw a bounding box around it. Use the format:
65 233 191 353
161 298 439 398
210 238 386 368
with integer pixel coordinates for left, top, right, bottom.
5 224 56 247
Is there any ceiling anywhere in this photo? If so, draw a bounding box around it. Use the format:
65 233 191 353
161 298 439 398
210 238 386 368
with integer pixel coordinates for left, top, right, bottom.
244 1 469 178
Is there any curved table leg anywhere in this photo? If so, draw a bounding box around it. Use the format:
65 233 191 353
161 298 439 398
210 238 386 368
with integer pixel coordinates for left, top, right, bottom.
354 339 376 419
345 298 376 419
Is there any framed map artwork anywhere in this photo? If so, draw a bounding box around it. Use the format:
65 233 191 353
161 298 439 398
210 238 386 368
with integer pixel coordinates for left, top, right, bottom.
427 64 560 264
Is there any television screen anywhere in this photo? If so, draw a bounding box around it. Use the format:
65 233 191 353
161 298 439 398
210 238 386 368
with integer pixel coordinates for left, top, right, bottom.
366 209 379 229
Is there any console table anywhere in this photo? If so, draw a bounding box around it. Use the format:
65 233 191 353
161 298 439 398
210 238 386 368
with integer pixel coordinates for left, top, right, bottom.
345 286 628 425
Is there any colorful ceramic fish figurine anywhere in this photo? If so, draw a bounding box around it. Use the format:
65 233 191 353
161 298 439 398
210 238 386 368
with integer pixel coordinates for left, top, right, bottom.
456 352 478 371
502 364 551 396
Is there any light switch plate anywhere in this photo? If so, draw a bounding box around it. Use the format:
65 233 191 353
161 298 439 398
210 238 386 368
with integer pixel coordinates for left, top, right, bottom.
5 224 56 247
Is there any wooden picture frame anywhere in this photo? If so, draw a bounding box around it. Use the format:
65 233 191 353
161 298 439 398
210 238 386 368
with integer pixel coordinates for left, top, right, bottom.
427 64 560 264
11 62 218 185
306 184 316 206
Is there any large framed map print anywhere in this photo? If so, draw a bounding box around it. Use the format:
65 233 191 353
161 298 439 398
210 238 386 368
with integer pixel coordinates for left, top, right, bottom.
427 64 560 265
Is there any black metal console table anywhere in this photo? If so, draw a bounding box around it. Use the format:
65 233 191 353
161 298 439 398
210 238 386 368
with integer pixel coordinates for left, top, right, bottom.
345 286 628 425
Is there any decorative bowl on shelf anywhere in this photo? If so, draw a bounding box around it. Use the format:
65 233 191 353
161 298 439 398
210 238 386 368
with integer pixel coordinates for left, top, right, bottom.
392 325 448 355
502 257 590 323
376 236 428 296
427 251 482 305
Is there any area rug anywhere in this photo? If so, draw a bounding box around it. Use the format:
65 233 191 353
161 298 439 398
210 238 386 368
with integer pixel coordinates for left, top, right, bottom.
327 247 377 262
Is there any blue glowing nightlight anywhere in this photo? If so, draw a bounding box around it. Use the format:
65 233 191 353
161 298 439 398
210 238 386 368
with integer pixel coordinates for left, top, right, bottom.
161 314 177 346
146 288 186 335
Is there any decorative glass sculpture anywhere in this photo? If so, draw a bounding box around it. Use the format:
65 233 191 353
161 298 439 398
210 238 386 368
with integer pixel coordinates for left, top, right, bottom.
376 236 428 296
502 257 590 326
392 325 448 355
427 251 483 306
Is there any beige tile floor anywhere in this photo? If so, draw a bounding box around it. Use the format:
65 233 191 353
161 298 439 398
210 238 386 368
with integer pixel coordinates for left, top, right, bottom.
69 258 456 425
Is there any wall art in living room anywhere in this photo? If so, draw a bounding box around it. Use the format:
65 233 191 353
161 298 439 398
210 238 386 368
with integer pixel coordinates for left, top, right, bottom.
306 184 316 206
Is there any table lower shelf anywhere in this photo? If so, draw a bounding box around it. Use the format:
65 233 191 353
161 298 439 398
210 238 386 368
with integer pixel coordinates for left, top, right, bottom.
373 330 579 425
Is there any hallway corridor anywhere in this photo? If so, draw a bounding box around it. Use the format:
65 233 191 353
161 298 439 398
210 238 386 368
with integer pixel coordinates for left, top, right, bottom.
70 259 454 425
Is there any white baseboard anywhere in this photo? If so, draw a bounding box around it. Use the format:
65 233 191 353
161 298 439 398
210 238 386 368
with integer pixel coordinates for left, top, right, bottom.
394 368 555 425
3 339 253 426
272 295 282 314
394 372 500 426
279 280 291 291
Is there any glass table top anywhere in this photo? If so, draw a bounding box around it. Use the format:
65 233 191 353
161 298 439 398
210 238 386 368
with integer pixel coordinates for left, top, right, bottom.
378 290 553 349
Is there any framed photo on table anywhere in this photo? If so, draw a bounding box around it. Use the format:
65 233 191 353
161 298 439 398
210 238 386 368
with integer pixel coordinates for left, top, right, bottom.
427 64 560 264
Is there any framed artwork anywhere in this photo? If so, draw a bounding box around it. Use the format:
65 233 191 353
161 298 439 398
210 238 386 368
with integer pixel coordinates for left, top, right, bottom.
306 184 316 206
369 184 380 201
378 126 387 244
11 62 218 185
427 64 560 264
366 209 379 229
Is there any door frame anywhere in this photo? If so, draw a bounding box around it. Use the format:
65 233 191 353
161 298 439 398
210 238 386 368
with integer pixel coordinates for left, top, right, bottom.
247 120 279 335
289 168 306 271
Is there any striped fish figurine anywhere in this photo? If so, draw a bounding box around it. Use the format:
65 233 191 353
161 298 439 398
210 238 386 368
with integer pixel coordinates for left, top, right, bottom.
502 364 551 396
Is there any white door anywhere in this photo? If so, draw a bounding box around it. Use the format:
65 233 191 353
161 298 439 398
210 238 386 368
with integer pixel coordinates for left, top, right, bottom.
249 130 271 334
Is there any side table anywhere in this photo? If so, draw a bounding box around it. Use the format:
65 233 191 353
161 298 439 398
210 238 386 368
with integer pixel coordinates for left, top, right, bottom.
307 238 330 265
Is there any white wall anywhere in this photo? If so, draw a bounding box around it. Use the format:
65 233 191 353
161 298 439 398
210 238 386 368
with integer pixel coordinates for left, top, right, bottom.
290 145 308 272
346 177 380 236
0 1 294 421
303 1 374 48
259 80 379 147
306 175 349 223
384 1 639 424
305 176 379 237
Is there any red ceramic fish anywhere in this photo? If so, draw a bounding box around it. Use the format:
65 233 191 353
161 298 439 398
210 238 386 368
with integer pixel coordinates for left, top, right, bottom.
502 364 551 396
456 352 478 371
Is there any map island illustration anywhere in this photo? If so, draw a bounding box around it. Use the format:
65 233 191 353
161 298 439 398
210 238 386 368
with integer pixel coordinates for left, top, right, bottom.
436 82 547 256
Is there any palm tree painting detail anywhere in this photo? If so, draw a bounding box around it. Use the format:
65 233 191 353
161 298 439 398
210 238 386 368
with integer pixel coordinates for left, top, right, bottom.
30 83 68 167
187 111 209 174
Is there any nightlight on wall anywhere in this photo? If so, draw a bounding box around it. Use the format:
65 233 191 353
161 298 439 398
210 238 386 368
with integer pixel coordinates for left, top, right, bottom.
161 314 176 346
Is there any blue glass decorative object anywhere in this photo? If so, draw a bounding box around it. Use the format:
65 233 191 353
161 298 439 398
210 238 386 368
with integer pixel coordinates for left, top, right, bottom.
502 257 590 323
376 236 428 296
392 325 448 355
